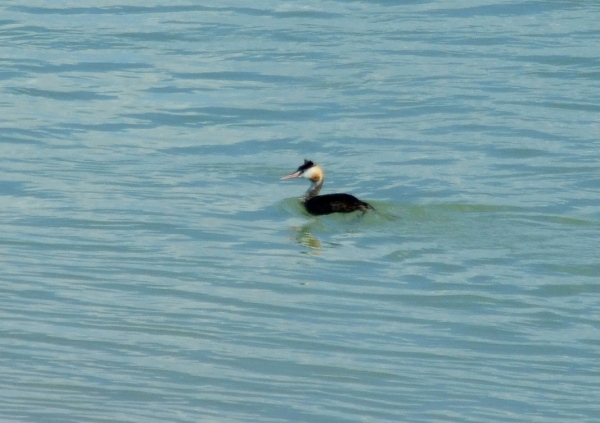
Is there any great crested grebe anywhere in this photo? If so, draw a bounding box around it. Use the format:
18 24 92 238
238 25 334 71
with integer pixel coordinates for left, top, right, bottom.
281 160 374 215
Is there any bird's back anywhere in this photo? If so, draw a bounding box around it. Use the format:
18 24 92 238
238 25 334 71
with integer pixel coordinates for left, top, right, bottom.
304 193 373 215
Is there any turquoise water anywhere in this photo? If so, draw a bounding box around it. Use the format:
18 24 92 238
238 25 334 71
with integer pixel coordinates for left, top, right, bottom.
2 1 599 422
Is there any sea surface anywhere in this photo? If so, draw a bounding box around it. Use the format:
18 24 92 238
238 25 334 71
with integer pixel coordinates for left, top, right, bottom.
1 1 599 422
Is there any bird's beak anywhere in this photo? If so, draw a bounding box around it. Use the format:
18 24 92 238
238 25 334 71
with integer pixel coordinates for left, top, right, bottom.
281 171 302 180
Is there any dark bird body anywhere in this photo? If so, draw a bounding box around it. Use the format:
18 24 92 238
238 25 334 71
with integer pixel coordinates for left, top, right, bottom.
281 160 374 216
305 193 372 215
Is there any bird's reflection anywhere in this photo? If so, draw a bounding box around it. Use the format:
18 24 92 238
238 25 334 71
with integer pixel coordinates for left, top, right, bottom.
290 224 321 251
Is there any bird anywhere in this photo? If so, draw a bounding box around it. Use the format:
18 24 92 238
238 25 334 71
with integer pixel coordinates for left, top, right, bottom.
281 159 374 215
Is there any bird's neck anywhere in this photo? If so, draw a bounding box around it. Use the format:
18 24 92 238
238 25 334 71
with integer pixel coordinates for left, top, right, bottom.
302 178 323 201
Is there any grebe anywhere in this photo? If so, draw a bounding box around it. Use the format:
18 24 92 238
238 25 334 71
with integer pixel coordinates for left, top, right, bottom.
281 160 374 215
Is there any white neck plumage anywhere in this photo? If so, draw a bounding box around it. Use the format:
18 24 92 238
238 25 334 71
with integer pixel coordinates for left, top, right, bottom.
302 179 323 202
300 165 324 202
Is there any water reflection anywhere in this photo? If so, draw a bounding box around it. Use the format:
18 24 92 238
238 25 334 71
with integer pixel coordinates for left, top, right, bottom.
290 224 321 250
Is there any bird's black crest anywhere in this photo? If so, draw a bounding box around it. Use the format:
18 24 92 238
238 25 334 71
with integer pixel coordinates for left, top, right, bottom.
297 159 315 172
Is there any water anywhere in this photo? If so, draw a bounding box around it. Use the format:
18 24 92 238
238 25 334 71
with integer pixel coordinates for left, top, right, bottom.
1 1 599 422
